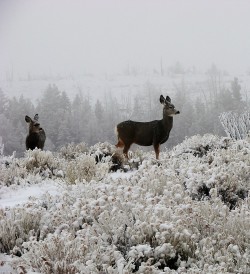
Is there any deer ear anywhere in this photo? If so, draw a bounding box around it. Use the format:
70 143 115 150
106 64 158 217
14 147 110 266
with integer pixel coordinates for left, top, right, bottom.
25 115 32 123
160 95 165 104
34 114 39 121
166 96 171 103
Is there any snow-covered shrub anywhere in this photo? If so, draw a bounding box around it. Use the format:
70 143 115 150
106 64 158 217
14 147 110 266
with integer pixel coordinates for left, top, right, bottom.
109 151 125 172
126 148 147 170
171 135 250 209
0 206 42 254
7 187 250 273
0 156 26 186
65 154 110 183
21 149 63 180
23 149 60 176
59 142 88 159
0 150 64 186
171 134 231 157
14 181 250 273
19 232 86 274
90 142 147 172
1 134 250 273
219 111 250 140
90 142 125 171
89 141 114 158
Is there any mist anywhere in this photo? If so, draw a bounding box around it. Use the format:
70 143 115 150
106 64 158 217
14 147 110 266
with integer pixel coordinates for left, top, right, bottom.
1 0 250 77
0 0 250 156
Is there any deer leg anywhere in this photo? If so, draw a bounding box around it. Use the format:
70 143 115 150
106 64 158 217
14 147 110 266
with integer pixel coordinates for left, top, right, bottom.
123 143 131 158
153 143 160 160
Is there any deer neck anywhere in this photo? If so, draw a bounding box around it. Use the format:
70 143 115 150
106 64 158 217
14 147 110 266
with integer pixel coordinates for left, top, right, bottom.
162 115 173 130
29 126 39 134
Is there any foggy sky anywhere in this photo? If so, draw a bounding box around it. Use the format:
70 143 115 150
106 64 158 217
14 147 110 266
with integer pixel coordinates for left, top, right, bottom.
1 0 250 77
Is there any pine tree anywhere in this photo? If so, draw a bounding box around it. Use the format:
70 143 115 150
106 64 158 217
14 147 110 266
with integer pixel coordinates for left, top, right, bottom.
37 84 63 149
0 114 21 156
231 77 241 101
0 89 7 114
95 99 104 122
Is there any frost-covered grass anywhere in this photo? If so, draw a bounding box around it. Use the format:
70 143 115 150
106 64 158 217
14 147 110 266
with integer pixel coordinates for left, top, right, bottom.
0 135 250 273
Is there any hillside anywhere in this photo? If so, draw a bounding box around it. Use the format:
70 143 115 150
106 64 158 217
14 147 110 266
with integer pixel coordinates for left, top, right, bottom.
0 134 250 273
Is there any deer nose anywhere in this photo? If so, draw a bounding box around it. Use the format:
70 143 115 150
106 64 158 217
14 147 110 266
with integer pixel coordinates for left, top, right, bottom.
176 110 180 114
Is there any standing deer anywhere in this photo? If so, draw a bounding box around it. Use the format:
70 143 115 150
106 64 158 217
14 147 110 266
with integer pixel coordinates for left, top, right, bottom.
115 95 180 159
25 114 46 150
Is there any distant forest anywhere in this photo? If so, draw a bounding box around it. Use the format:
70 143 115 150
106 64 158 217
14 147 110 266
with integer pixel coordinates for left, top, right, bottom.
0 74 248 157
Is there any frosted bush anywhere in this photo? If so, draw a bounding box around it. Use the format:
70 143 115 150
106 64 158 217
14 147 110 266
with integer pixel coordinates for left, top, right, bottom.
171 133 231 157
89 142 146 171
0 157 27 186
0 206 42 254
59 142 88 159
171 134 250 208
1 149 64 186
19 232 86 274
65 154 110 183
126 148 147 170
89 141 115 156
1 134 250 273
90 142 126 171
219 111 250 140
23 149 59 174
10 180 250 273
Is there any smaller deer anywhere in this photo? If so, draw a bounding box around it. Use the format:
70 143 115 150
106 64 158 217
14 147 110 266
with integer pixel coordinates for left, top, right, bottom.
25 114 46 150
115 95 180 159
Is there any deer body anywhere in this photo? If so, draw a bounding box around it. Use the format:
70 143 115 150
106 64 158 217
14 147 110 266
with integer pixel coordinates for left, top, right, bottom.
115 95 179 159
25 114 46 150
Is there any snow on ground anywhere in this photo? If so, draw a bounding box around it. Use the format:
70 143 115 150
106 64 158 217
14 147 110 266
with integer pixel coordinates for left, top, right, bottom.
0 180 60 209
0 171 136 209
0 254 15 274
109 169 136 180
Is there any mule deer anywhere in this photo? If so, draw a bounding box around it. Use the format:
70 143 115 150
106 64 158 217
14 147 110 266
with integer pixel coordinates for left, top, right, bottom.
25 114 46 150
115 95 180 159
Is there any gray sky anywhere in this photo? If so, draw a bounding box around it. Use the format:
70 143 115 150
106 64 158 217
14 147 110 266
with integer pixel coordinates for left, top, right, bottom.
1 0 250 77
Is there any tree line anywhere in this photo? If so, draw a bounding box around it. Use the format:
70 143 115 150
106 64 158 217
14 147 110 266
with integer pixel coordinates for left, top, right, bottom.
0 75 247 157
